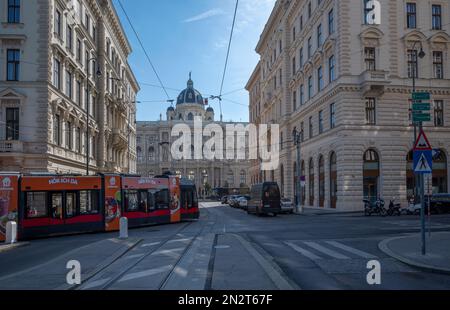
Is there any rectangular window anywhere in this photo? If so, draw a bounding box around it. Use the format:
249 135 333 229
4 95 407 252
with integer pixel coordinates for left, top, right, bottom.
307 37 312 58
53 58 60 89
55 9 62 37
66 192 77 218
434 100 444 127
66 70 72 99
300 122 304 142
365 97 376 125
432 5 442 30
25 192 47 218
6 108 19 141
85 14 90 32
66 25 73 51
364 47 376 71
317 66 323 92
8 0 20 23
66 121 72 149
407 50 418 78
292 57 296 75
328 9 334 34
79 190 99 215
330 103 336 129
51 192 63 219
7 49 20 81
76 80 81 105
76 127 81 153
300 15 303 31
308 2 312 19
317 24 322 48
300 84 304 105
76 39 82 62
85 51 89 75
299 48 304 67
92 26 96 42
54 114 61 145
318 110 324 134
433 51 444 79
406 3 416 29
309 116 313 139
329 55 335 82
292 27 296 42
293 91 297 111
152 189 169 210
308 76 313 99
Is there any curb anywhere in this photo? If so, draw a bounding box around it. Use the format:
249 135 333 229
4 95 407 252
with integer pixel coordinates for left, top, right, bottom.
0 242 30 253
378 236 450 275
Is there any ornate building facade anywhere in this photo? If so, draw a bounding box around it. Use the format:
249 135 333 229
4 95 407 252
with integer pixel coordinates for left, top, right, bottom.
0 0 139 174
136 75 250 195
247 0 450 210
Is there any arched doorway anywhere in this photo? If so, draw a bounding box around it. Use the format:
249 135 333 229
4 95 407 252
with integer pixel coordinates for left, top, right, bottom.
363 149 380 202
406 151 415 201
319 155 325 207
330 152 337 209
293 161 297 204
309 158 315 206
301 161 306 205
433 149 448 194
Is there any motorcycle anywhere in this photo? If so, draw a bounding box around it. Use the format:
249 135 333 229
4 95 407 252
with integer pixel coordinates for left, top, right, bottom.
364 198 387 216
387 198 401 216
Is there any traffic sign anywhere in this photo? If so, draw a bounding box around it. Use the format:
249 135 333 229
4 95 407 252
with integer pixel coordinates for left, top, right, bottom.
414 129 432 151
413 113 431 122
412 92 431 100
412 103 431 111
414 150 433 174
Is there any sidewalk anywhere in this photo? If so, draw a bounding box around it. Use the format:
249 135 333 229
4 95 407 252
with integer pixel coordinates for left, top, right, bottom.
0 242 29 253
379 232 450 274
295 207 363 216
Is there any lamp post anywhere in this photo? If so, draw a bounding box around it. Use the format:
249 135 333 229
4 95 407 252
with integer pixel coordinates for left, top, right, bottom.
411 41 426 255
86 57 102 176
292 127 303 214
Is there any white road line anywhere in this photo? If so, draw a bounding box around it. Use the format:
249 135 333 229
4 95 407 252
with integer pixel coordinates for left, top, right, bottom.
325 241 376 259
167 238 192 243
118 265 172 283
125 254 145 259
141 242 161 248
285 241 322 260
81 278 111 290
303 241 350 260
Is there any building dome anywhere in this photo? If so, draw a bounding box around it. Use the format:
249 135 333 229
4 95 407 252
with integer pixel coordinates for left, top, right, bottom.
176 73 204 105
206 107 214 112
167 106 174 111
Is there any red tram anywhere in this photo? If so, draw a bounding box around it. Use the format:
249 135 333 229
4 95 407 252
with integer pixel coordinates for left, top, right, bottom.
0 173 199 241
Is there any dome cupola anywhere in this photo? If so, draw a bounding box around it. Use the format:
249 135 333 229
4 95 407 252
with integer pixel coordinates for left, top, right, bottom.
176 72 204 105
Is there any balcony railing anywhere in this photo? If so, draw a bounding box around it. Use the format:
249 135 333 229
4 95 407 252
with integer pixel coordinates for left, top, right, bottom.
0 140 23 153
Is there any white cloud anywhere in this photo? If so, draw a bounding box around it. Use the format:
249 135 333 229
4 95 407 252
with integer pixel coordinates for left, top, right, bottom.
183 8 225 23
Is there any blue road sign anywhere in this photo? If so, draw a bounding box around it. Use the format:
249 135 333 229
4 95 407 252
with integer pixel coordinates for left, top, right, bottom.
414 150 433 174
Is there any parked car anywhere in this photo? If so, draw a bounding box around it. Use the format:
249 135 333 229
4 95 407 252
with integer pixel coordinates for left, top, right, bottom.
280 198 294 214
221 195 229 204
228 195 240 207
247 182 281 216
237 196 251 210
404 194 450 215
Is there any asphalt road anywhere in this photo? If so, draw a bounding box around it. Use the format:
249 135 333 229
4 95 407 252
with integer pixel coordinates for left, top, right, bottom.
1 202 450 290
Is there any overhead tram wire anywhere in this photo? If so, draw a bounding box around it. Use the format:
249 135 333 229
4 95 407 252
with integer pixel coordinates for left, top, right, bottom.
211 0 239 122
116 0 172 102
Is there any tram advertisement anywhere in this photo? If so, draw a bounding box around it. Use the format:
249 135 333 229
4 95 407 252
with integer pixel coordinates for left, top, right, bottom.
104 175 121 231
169 176 181 223
0 175 18 242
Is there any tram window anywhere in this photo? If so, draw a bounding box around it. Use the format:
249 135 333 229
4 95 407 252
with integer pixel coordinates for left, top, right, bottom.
192 190 198 207
186 190 193 208
154 189 169 209
51 193 63 219
124 190 139 212
66 192 77 218
138 190 148 212
147 191 156 211
25 192 48 218
80 190 99 215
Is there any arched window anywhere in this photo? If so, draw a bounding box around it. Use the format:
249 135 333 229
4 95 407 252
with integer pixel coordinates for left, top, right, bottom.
363 149 380 202
188 113 194 121
309 158 315 206
319 155 325 207
148 146 155 161
137 146 142 162
433 149 448 194
188 170 195 181
330 152 337 209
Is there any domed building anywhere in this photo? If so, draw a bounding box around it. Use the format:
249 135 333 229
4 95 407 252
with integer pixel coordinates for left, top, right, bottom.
136 74 249 197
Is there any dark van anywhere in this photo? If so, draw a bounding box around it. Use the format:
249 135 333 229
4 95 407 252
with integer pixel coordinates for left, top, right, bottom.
247 182 281 216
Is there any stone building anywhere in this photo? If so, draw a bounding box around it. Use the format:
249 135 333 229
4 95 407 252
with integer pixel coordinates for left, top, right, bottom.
247 0 450 210
0 0 139 174
137 75 250 195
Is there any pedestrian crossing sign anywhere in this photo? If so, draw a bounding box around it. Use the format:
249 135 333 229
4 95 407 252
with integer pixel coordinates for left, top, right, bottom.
413 150 432 174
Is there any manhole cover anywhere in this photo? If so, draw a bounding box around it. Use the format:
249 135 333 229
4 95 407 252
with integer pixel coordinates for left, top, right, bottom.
215 245 231 249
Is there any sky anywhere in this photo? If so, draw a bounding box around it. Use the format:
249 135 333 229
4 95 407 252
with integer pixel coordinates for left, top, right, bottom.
113 0 276 122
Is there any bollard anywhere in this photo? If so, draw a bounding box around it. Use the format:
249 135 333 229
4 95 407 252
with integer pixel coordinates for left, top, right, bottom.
6 221 17 244
119 217 128 239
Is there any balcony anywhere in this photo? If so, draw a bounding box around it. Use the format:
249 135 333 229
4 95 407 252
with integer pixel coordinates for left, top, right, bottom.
0 140 23 153
359 70 390 96
112 129 128 149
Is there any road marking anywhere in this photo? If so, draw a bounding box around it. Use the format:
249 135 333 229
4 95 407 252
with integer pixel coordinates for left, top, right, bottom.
81 277 111 290
303 241 350 260
167 238 192 243
118 265 172 283
325 241 376 259
285 241 322 260
125 254 145 259
141 242 161 248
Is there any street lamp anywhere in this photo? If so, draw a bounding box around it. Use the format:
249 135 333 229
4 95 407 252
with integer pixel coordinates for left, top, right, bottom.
86 57 102 176
292 127 303 214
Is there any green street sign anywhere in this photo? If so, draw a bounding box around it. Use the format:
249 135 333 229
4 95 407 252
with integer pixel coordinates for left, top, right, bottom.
413 103 431 111
412 92 431 100
413 113 431 122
